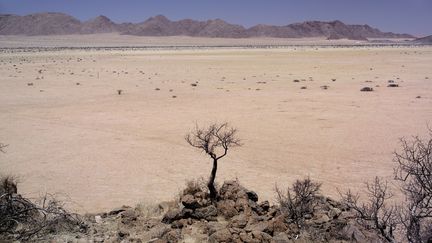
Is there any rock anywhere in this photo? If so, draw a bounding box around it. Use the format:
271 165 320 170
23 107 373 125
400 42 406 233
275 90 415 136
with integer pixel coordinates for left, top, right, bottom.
117 230 129 238
206 221 226 235
229 213 249 229
360 87 373 92
192 205 217 220
217 199 239 218
162 209 182 224
340 223 366 242
209 228 233 243
272 215 288 233
246 190 259 202
251 230 272 242
149 224 171 239
239 232 256 243
259 200 270 211
245 221 273 235
170 218 190 229
219 180 248 201
328 207 342 219
313 214 330 224
163 229 181 242
121 209 138 224
108 206 130 215
181 194 201 209
235 197 250 211
272 232 292 243
94 215 103 224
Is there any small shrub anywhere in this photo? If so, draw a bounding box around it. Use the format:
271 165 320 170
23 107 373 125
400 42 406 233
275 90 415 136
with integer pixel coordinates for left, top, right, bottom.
275 177 321 226
360 87 374 92
182 178 208 196
339 177 398 242
387 84 399 87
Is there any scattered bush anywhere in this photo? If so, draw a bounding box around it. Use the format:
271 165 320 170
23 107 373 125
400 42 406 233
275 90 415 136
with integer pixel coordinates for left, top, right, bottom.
0 174 85 241
360 87 374 92
394 131 432 243
339 177 398 242
275 177 321 226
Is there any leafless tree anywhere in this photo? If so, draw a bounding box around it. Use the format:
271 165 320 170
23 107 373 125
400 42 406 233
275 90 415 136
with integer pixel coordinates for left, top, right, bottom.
339 177 398 242
185 123 241 200
275 177 321 227
394 131 432 243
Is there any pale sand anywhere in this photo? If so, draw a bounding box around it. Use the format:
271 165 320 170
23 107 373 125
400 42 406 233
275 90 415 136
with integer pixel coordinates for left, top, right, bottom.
0 45 431 213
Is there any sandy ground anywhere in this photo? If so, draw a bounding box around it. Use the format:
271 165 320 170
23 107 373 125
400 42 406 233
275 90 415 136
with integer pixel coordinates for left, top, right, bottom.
0 44 431 213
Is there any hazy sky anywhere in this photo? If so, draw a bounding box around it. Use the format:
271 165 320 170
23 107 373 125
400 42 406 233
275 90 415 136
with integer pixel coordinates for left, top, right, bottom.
0 0 431 36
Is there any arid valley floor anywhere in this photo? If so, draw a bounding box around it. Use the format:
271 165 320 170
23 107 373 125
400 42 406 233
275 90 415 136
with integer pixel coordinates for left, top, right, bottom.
1 37 431 213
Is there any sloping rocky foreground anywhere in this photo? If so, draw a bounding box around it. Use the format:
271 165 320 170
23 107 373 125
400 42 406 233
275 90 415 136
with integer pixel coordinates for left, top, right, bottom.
42 180 385 242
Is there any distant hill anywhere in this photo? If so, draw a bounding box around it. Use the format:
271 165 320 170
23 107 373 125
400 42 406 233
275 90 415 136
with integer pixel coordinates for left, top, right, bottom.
0 12 415 40
412 35 432 44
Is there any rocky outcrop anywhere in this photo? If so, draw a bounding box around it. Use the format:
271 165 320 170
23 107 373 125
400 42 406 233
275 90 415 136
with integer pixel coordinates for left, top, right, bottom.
6 180 387 242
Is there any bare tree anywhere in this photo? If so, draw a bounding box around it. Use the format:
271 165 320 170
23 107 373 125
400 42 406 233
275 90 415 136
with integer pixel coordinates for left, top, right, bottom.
339 177 398 242
394 131 432 243
185 123 241 200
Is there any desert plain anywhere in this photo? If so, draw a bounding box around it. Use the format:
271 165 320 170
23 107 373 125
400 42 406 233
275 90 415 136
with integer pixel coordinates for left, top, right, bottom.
0 36 431 213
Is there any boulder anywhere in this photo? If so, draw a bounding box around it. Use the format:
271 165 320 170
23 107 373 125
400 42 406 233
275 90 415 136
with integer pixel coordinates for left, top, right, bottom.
162 208 192 224
217 199 239 218
229 213 249 229
272 215 288 233
251 230 272 242
245 221 273 235
163 229 181 242
246 190 259 202
239 232 256 243
313 214 330 224
209 228 233 243
259 200 270 211
327 207 342 219
181 194 201 209
272 232 292 243
206 221 226 235
192 205 218 221
340 223 366 242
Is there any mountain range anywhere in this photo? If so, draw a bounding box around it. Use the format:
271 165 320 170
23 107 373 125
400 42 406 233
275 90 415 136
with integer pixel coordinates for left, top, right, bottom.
0 12 415 40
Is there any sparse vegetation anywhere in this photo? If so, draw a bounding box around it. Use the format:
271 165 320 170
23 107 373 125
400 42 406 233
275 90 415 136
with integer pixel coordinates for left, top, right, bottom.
360 87 374 92
275 177 322 227
340 177 398 242
394 131 432 243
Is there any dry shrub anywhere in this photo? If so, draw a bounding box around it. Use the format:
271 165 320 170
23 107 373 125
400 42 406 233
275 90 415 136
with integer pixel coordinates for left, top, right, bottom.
394 131 432 243
0 175 85 241
339 177 398 242
182 177 208 196
275 177 321 226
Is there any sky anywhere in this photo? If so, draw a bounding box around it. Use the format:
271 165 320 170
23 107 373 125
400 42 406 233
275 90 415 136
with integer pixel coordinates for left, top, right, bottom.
0 0 431 36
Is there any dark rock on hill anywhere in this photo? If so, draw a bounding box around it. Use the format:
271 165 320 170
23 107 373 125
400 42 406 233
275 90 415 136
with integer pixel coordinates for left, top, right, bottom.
0 12 415 40
412 35 432 44
81 15 119 34
0 12 81 35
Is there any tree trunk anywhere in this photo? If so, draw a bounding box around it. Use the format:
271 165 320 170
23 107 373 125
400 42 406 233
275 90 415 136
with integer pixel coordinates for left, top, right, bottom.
208 158 218 201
